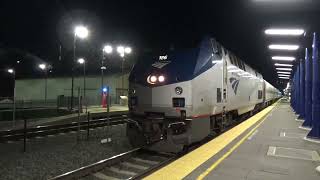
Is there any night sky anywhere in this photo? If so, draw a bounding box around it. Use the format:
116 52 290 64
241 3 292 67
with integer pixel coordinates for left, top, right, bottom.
1 0 320 96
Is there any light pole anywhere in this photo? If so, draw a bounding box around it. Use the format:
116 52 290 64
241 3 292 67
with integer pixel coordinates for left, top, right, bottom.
7 68 16 127
38 63 48 105
102 45 112 106
117 46 132 95
77 58 87 113
71 25 89 110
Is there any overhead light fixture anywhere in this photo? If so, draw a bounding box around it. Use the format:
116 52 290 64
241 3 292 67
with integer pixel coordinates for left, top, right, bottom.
278 74 290 77
277 71 291 75
272 56 296 61
279 77 290 80
103 45 113 54
269 44 299 51
275 63 293 67
74 25 89 39
39 64 46 70
77 58 85 64
265 29 305 36
124 47 132 54
276 68 292 71
7 69 14 74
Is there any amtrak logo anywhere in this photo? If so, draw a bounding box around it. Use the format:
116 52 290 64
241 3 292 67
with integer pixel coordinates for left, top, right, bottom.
229 77 240 94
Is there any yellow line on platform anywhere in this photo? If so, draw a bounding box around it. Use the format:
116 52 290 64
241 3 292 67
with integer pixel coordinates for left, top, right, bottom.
197 102 278 179
144 103 278 180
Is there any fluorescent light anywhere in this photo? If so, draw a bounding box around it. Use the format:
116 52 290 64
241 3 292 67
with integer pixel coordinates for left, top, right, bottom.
277 71 291 75
269 44 299 51
276 68 292 71
272 56 296 61
275 63 293 67
265 29 304 36
278 74 290 77
279 77 290 80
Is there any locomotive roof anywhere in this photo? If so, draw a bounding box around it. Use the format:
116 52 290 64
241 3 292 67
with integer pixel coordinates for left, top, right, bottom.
129 37 265 86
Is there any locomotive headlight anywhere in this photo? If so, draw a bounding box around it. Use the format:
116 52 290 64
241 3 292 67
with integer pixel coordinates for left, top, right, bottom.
147 75 157 84
175 87 183 95
150 76 157 83
158 75 165 82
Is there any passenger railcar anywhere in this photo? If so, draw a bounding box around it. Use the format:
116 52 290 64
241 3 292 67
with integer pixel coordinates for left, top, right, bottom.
127 37 280 152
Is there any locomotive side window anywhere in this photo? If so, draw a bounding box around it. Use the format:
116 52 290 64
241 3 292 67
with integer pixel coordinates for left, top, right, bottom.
258 90 263 99
211 38 223 56
217 88 222 103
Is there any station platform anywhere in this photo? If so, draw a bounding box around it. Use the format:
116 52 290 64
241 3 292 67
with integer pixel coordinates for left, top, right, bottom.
144 100 320 180
0 105 128 130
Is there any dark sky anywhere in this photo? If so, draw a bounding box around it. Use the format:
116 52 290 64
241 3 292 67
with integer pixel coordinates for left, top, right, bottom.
1 0 320 96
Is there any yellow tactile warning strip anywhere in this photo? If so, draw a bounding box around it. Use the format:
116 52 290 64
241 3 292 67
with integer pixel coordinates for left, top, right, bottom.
144 103 278 180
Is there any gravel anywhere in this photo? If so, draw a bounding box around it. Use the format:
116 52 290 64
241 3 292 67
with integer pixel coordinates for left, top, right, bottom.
0 124 133 180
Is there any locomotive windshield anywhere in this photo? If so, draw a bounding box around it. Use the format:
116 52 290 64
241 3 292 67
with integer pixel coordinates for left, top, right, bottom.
129 37 223 86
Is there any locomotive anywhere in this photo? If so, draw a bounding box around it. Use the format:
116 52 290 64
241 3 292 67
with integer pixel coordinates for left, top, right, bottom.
127 37 280 152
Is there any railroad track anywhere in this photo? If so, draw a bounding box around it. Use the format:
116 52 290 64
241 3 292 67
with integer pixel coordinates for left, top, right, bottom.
0 114 129 143
49 148 176 180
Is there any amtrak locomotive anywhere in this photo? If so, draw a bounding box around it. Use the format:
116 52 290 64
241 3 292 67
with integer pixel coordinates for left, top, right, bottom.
127 37 280 152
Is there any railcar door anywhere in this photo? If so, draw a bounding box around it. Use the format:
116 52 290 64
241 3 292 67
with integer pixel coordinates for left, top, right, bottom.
222 49 228 104
210 38 227 106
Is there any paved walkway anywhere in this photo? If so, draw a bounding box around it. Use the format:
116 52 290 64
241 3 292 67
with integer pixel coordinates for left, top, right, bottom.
145 101 320 180
188 102 320 180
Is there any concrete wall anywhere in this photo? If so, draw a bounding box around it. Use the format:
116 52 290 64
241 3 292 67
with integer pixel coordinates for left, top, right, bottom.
15 74 129 105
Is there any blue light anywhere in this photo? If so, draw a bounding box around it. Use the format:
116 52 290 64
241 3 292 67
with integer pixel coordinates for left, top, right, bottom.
103 87 107 93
